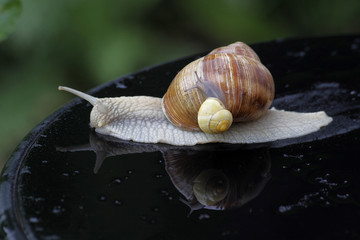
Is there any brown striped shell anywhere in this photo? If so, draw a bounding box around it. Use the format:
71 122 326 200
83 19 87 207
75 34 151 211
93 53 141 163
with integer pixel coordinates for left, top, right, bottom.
162 42 275 132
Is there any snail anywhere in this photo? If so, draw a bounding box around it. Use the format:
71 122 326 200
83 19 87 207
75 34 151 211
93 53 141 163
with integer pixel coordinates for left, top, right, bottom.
59 42 332 146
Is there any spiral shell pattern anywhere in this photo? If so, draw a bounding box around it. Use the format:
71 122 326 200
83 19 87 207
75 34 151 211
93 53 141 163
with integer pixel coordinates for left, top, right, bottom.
162 42 275 131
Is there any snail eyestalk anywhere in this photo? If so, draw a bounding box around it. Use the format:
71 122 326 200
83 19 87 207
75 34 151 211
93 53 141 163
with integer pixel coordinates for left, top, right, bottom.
58 86 108 113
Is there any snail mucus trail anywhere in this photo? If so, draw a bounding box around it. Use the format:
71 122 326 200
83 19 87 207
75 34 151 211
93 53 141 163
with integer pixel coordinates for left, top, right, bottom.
58 42 333 146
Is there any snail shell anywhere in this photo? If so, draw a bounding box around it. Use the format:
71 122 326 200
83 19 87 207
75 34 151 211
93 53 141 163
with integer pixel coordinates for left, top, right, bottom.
162 42 274 133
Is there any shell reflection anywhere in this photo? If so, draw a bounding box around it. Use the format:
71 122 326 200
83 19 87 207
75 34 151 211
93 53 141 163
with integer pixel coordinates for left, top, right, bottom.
57 132 271 212
164 147 270 211
193 169 230 206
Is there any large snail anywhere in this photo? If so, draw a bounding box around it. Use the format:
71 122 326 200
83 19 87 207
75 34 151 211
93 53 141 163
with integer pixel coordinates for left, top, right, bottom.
59 42 332 146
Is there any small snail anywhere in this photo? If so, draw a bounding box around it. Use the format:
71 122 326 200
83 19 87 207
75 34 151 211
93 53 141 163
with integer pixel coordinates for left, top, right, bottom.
59 42 332 146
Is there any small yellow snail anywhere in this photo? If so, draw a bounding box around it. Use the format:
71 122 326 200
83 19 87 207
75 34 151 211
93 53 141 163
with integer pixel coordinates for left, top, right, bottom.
59 42 332 146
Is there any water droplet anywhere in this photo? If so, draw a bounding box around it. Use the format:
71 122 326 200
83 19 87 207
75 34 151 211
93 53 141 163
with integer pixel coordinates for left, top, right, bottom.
29 217 40 223
115 82 127 89
198 214 210 220
140 215 147 221
152 207 160 213
278 205 293 213
72 170 80 176
336 193 350 200
98 195 107 202
52 206 64 215
41 160 48 164
155 174 163 179
21 166 31 175
283 154 304 160
114 200 122 206
127 169 133 174
111 178 122 185
161 190 169 196
62 172 70 177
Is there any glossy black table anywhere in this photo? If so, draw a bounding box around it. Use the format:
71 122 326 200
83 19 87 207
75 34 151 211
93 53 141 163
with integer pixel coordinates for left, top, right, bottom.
1 35 360 240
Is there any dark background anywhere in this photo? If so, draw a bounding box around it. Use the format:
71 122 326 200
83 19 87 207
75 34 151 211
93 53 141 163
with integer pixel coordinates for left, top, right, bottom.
0 0 359 168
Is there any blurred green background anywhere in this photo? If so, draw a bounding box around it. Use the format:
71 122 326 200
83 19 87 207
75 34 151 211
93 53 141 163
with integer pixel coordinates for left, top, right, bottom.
0 0 359 170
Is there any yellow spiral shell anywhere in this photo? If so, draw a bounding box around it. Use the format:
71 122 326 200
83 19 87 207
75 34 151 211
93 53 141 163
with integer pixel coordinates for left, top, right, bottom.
197 98 233 134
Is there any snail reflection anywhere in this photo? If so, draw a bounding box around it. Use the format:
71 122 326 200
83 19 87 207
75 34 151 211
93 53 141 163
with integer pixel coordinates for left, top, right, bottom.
57 131 271 211
163 148 270 212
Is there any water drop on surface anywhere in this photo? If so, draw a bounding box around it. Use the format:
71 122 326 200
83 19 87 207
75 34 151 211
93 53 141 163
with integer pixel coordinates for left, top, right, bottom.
278 205 293 213
160 190 169 196
114 200 122 206
336 193 350 200
198 214 210 220
52 206 64 215
98 195 107 202
111 178 122 185
29 217 40 223
155 174 163 179
115 82 127 89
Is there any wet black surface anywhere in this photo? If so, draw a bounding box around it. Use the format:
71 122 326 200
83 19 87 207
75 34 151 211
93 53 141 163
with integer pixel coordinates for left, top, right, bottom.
1 35 360 240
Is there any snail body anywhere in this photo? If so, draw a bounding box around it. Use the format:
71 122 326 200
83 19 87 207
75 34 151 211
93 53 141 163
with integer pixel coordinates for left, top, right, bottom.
58 42 332 146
